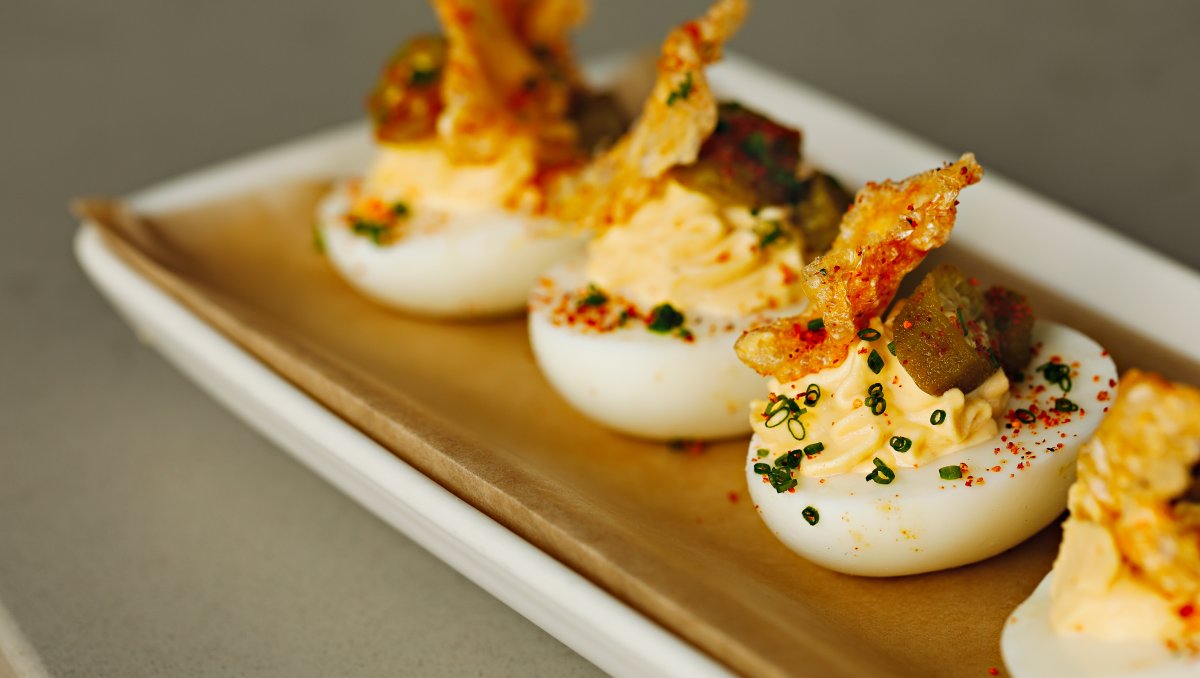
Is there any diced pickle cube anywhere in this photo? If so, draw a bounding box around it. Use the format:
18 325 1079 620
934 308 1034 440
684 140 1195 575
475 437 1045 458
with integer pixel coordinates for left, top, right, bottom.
568 90 629 154
894 265 998 395
671 102 803 208
984 286 1035 378
795 172 852 257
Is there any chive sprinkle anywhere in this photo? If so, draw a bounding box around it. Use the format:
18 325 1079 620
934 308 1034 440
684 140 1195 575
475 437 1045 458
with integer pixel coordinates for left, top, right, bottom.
351 220 390 245
1054 397 1079 412
802 506 820 526
807 317 825 332
939 465 963 480
889 436 912 453
867 349 884 374
857 328 882 341
887 341 896 356
956 307 967 336
665 71 694 105
1014 408 1036 424
577 284 608 308
803 442 824 457
764 407 790 428
868 383 883 397
391 201 410 217
753 462 771 475
804 384 821 406
786 416 807 441
870 397 887 416
865 457 896 485
756 448 770 458
930 409 946 425
1037 361 1073 393
646 303 685 333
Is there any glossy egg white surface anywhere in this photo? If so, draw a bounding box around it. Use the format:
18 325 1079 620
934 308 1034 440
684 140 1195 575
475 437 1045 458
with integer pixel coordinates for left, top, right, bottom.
1002 573 1200 678
746 321 1117 577
318 180 586 318
528 259 784 440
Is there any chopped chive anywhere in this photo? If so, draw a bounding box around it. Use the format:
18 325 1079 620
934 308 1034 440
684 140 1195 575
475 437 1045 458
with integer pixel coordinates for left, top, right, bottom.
889 436 912 453
887 341 896 356
775 478 797 493
871 397 887 416
1037 361 1073 393
807 317 825 332
939 465 963 480
646 303 685 333
802 506 820 526
409 67 439 86
351 220 390 245
865 457 896 485
756 448 770 458
956 307 967 336
867 349 884 374
755 220 786 248
868 382 883 397
764 407 790 428
930 409 946 425
665 71 694 105
1054 397 1079 413
804 384 821 406
391 201 410 217
1014 408 1036 424
577 284 608 308
786 416 806 441
803 442 824 457
774 453 788 468
753 462 771 475
857 328 882 341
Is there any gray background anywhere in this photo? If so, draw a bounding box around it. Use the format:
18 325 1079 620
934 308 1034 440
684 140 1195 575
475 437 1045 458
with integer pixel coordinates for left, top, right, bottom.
2 1 1197 675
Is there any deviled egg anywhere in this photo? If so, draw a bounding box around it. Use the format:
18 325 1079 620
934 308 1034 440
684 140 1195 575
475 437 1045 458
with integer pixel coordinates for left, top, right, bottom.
318 0 626 317
735 155 1117 576
1002 370 1200 677
528 0 852 439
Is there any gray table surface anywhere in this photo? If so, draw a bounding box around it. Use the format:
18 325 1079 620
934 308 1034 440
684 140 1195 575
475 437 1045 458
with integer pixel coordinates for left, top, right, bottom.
2 1 1197 675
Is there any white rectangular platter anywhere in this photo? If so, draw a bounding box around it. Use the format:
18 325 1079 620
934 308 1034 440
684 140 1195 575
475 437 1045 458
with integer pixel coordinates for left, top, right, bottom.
75 53 1200 676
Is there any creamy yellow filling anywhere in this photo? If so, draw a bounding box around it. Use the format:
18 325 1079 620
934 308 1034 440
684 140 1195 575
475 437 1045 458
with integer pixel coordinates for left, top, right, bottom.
584 181 807 317
750 317 1009 477
356 139 542 215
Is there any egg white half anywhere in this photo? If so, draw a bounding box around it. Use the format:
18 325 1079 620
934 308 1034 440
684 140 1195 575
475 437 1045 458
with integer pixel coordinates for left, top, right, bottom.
1002 573 1200 678
528 259 791 440
746 321 1117 577
318 180 586 317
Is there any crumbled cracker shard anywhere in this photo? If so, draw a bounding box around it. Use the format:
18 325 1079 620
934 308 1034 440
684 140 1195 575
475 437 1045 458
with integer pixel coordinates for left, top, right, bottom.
1066 370 1200 632
433 0 587 165
550 0 748 229
735 154 983 382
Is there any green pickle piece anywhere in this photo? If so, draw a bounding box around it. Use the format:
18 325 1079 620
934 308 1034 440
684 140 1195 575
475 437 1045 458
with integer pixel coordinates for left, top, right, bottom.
795 172 852 256
984 285 1035 378
671 102 803 208
894 265 997 395
568 90 629 154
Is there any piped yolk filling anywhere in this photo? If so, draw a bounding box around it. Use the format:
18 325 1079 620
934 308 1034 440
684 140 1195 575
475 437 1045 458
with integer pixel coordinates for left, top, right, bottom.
750 317 1009 477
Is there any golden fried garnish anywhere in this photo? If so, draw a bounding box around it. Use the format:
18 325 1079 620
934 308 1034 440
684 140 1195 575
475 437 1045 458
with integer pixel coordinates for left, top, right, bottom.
1053 370 1200 641
734 154 983 382
551 0 748 229
432 0 587 165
